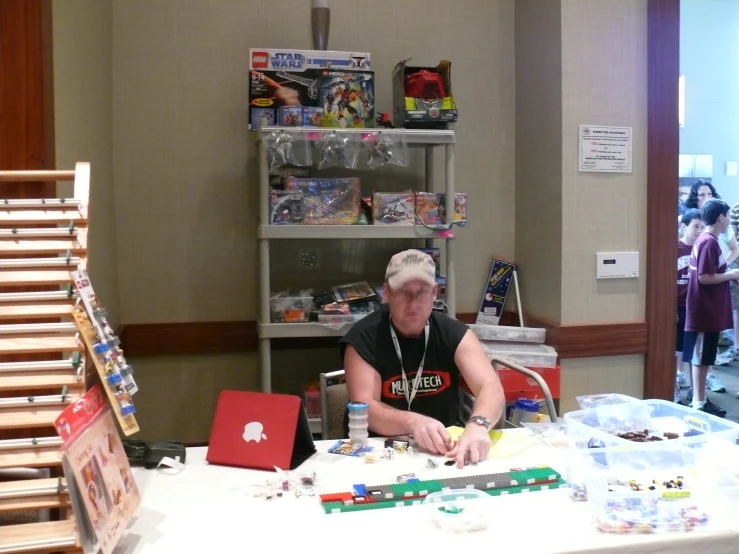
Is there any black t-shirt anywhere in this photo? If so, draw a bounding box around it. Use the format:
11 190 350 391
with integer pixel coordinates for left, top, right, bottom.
339 304 469 429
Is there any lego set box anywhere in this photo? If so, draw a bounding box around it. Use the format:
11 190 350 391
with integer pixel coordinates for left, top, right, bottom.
392 59 458 129
248 48 372 130
318 69 374 128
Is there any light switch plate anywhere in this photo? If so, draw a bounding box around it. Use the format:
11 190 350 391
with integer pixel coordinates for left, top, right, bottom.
596 252 639 279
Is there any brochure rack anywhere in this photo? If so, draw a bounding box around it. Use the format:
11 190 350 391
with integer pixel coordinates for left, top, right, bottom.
0 163 138 554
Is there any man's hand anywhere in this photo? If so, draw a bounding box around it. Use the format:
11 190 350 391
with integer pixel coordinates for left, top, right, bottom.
409 413 452 454
446 424 491 468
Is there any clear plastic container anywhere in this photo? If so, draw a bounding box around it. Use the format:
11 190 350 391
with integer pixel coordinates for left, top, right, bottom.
423 489 492 533
347 402 368 444
270 295 313 323
468 324 545 344
575 393 642 410
510 398 541 426
481 341 558 368
575 443 739 534
564 398 739 453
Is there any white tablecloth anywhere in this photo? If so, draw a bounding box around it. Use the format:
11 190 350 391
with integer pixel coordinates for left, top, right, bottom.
114 430 739 554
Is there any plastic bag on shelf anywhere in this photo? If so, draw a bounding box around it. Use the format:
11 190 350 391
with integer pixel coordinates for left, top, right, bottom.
263 129 312 172
364 130 409 169
316 131 361 170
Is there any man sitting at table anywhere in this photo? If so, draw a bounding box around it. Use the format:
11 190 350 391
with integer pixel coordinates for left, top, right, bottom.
340 249 505 468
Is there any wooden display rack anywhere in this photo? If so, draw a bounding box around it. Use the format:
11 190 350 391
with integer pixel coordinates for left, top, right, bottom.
0 163 132 554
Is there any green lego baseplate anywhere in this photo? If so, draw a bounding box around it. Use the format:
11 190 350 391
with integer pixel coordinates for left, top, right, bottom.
320 466 566 514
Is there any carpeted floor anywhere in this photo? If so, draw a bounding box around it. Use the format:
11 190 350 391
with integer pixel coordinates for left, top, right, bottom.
704 356 739 424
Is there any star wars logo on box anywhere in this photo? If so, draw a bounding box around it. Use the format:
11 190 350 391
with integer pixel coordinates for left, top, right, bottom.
382 370 451 399
248 48 371 130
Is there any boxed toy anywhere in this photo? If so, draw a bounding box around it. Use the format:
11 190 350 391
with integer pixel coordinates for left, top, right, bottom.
318 70 375 128
373 192 415 225
54 386 141 554
419 247 441 275
285 177 360 224
269 189 304 224
269 166 310 190
476 258 516 325
249 48 371 130
392 59 458 129
415 192 468 227
277 106 323 127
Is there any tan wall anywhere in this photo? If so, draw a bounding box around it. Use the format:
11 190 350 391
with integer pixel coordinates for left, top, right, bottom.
52 0 648 441
560 0 648 326
52 0 120 328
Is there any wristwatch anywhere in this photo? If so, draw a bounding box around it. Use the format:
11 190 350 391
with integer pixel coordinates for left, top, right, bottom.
467 415 492 429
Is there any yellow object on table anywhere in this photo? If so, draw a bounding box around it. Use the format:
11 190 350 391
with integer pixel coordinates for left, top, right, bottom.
446 426 533 459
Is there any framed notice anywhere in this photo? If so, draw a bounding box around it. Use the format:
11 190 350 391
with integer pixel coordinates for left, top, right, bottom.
578 125 633 173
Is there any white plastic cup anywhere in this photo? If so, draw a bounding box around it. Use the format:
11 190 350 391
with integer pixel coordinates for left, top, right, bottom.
347 402 369 444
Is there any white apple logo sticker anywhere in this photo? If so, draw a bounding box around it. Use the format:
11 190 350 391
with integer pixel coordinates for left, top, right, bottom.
242 421 267 443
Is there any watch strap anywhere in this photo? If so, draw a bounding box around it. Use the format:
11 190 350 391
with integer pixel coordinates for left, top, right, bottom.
467 415 492 429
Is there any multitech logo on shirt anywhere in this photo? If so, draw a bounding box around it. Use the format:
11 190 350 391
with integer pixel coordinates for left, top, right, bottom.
382 371 451 399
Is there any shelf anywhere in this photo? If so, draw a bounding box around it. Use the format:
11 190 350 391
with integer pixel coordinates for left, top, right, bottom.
261 126 455 145
0 441 62 470
0 371 83 393
258 224 453 240
0 520 80 554
0 303 73 320
0 477 70 513
0 402 79 430
258 322 352 339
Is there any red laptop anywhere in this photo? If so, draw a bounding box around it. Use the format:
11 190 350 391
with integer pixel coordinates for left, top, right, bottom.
206 390 316 471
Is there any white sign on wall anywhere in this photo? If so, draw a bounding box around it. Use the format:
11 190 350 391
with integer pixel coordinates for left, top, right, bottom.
578 125 633 173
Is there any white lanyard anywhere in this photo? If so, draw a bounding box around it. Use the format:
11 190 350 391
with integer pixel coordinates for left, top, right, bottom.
389 320 430 410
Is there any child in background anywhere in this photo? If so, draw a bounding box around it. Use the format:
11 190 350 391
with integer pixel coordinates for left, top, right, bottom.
683 199 739 417
675 209 703 404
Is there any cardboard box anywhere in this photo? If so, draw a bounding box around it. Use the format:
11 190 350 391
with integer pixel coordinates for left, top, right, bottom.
462 366 561 403
248 48 371 130
318 70 375 128
392 59 458 129
476 259 516 325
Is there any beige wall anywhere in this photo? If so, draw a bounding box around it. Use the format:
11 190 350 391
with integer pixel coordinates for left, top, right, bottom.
560 0 648 327
515 0 647 408
52 0 120 329
51 0 648 441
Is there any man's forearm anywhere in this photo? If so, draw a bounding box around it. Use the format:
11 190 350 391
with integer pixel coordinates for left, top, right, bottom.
469 382 505 425
367 400 416 436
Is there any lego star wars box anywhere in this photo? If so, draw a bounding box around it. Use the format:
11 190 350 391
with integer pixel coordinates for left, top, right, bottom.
318 70 375 128
248 48 371 130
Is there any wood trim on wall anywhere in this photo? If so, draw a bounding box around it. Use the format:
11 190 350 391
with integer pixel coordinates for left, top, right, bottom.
645 0 679 400
118 315 648 360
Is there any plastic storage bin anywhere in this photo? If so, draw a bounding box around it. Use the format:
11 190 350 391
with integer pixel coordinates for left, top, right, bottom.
481 341 558 368
423 489 493 533
575 393 642 410
270 295 313 323
564 398 739 454
572 443 739 534
468 324 545 344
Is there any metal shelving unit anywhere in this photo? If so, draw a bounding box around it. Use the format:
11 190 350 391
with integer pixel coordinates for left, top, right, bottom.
257 126 458 395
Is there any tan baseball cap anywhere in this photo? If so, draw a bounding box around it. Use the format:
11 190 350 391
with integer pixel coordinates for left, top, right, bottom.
385 249 436 290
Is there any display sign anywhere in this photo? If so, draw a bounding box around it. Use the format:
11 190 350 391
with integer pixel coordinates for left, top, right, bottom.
578 125 633 173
